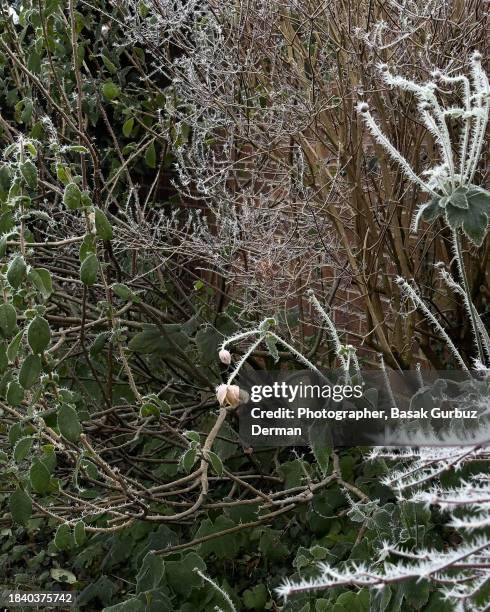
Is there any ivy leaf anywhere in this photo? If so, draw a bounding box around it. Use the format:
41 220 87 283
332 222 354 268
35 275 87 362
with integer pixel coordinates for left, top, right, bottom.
7 255 27 289
63 182 82 210
0 302 17 337
58 404 82 442
94 207 113 240
195 516 238 559
27 316 51 353
243 584 268 611
19 354 42 389
30 459 51 494
80 253 99 285
136 552 164 593
165 552 206 596
9 488 32 526
195 325 221 366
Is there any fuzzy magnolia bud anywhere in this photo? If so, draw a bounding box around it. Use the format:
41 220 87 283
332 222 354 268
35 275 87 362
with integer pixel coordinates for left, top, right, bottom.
216 384 241 408
357 102 369 114
218 349 232 365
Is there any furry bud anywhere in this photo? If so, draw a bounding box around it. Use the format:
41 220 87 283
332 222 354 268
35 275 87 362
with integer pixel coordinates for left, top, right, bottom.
216 384 241 408
218 349 232 365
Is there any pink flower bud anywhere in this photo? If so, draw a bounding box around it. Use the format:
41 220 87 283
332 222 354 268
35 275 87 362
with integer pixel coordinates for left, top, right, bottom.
219 349 232 365
216 384 228 406
216 384 242 408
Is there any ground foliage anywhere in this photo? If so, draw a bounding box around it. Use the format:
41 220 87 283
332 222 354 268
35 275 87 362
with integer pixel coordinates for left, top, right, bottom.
0 1 488 611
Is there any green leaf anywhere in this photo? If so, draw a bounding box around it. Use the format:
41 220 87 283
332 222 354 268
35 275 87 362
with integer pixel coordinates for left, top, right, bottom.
401 579 430 610
94 207 113 240
63 182 82 210
145 141 157 168
9 488 32 526
102 55 118 74
165 552 206 596
180 447 197 473
7 330 23 362
54 523 75 550
28 267 53 300
6 380 24 406
123 117 134 137
448 186 469 209
20 160 38 189
421 197 443 222
195 516 238 559
103 599 145 612
74 521 87 546
0 343 7 373
80 253 99 285
90 331 110 357
243 584 268 611
79 233 96 261
27 316 51 353
0 302 17 337
311 440 330 477
111 283 132 300
30 459 51 494
136 552 164 593
195 325 221 366
463 209 488 246
102 81 120 101
128 324 189 354
58 404 82 442
13 436 33 462
265 333 279 363
19 354 42 389
27 51 41 74
7 255 27 288
56 164 70 185
0 234 7 258
50 568 77 584
207 450 223 476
